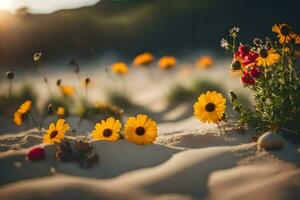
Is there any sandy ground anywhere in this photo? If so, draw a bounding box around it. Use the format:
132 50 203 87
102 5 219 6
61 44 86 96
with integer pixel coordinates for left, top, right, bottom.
0 122 299 200
0 61 299 199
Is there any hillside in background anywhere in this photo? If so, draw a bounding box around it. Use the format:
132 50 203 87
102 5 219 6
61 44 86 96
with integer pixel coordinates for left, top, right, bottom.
0 0 299 69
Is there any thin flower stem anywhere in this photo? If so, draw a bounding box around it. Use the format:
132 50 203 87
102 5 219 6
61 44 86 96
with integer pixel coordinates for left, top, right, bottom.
281 127 300 135
232 37 236 55
75 72 82 95
29 111 41 134
105 67 116 82
217 123 222 135
85 85 88 99
39 115 45 131
8 80 13 98
36 64 53 97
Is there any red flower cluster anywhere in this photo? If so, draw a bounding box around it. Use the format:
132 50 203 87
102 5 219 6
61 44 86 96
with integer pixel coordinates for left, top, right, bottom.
234 44 261 85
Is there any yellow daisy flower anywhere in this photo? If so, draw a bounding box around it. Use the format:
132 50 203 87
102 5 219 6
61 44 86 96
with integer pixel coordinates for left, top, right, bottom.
193 91 226 123
60 85 76 96
91 117 121 141
256 48 280 67
56 107 66 117
124 114 158 145
158 56 177 70
133 52 154 66
196 56 214 69
292 33 300 44
17 100 32 114
13 112 24 126
112 62 129 75
13 100 32 126
272 23 295 44
43 119 70 144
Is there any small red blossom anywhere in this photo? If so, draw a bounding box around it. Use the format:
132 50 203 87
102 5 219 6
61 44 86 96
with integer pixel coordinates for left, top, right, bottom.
242 51 259 66
234 53 246 68
237 44 251 58
27 147 45 161
250 67 261 78
241 72 255 85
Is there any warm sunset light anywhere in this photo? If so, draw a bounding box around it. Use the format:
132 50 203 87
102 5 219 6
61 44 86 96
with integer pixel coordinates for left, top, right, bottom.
0 0 100 14
0 1 299 200
0 1 13 12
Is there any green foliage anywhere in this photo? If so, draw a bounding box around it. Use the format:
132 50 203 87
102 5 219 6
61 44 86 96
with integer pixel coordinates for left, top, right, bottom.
167 85 194 103
77 101 123 122
191 79 225 95
106 90 132 108
167 79 226 105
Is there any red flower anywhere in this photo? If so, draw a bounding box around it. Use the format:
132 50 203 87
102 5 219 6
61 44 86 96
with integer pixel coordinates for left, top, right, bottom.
242 51 258 66
241 72 255 85
250 67 261 78
237 44 251 58
27 147 45 161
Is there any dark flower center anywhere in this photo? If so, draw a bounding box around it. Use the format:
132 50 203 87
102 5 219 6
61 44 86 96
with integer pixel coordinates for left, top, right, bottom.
259 49 268 58
231 60 241 71
50 130 58 139
280 25 291 35
103 129 113 137
244 46 251 52
135 126 146 136
205 103 216 112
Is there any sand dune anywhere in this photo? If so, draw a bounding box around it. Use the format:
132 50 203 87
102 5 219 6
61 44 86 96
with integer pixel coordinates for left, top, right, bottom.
0 65 299 199
0 125 299 200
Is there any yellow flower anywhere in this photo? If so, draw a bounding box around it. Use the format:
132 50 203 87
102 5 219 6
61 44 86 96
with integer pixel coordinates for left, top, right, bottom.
13 112 24 126
91 117 121 141
60 85 76 96
124 114 158 145
158 56 177 70
283 47 290 53
193 91 226 123
13 100 32 126
272 23 295 44
196 56 214 69
292 33 300 44
17 100 32 114
43 119 70 144
256 48 280 67
112 62 129 75
57 107 66 117
133 52 154 66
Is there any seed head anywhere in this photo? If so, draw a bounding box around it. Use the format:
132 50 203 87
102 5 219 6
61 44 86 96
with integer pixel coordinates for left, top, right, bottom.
6 71 15 80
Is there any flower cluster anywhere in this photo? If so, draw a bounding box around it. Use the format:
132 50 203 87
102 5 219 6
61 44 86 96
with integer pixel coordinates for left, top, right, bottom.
43 114 158 145
222 23 300 133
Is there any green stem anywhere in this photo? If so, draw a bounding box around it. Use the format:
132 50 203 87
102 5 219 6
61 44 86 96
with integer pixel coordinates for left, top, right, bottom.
29 112 41 134
8 80 13 98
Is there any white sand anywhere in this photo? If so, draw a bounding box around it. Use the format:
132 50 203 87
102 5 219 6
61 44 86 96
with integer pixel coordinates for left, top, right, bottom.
0 123 299 200
1 63 299 199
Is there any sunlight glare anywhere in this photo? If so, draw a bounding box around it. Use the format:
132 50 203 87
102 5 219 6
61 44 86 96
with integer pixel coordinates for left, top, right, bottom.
0 0 100 14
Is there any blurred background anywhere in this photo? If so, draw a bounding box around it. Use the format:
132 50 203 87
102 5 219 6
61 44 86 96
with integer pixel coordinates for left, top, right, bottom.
0 0 299 69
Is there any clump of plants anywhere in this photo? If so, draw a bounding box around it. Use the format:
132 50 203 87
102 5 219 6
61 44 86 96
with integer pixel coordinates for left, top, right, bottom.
106 90 132 108
167 79 225 104
221 24 300 134
77 100 123 123
167 85 194 104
